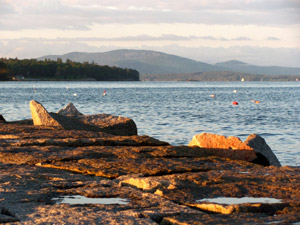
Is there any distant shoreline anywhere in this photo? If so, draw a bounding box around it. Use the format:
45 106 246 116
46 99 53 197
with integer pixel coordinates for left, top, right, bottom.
3 79 299 82
140 72 300 82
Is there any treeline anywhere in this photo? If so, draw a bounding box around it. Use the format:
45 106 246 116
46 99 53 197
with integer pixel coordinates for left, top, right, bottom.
0 61 10 81
0 58 140 81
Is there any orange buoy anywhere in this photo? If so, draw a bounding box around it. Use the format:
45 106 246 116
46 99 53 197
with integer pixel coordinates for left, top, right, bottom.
210 94 215 98
255 100 260 104
232 101 238 105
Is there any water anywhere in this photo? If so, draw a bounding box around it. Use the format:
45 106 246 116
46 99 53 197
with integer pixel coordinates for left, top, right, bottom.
197 197 282 205
0 81 299 166
52 195 130 205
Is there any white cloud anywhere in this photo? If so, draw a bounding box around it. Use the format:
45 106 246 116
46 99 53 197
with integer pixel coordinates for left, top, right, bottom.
267 36 281 40
1 0 299 66
232 36 252 41
1 0 300 32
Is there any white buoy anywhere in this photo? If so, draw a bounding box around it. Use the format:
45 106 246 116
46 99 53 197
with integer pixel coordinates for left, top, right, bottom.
73 93 77 96
233 90 237 93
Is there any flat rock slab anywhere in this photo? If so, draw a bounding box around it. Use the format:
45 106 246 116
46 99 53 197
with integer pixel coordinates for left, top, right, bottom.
0 164 200 224
1 123 300 224
120 166 300 214
161 213 300 225
0 123 168 147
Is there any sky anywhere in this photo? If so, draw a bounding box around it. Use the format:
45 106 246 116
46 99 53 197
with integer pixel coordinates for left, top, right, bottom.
1 0 300 67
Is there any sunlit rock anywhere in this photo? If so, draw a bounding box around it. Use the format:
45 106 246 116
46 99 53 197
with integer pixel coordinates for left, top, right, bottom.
188 133 280 167
188 133 257 163
189 133 252 150
187 202 286 214
30 100 61 127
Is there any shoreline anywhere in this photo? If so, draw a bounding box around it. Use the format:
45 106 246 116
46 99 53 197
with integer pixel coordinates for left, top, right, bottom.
0 102 300 223
1 121 300 224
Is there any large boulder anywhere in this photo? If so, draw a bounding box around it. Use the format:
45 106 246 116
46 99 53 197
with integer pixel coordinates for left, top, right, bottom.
30 101 137 136
0 115 6 123
189 133 252 150
244 134 281 167
189 133 281 167
30 100 61 127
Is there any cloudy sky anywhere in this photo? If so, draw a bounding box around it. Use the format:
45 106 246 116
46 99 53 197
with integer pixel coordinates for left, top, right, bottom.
1 0 300 66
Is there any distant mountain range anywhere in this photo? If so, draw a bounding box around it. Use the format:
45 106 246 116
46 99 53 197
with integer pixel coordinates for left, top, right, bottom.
39 49 300 76
214 60 300 76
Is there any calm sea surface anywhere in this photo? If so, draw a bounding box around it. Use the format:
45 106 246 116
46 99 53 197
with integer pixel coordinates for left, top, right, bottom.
1 81 299 167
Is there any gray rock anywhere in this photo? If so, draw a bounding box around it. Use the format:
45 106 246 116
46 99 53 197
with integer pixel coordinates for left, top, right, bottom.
0 114 6 122
77 113 137 136
57 102 83 117
245 134 281 167
0 207 19 223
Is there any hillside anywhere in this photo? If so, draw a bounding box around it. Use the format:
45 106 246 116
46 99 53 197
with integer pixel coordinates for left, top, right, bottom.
39 49 300 76
215 60 300 75
39 49 220 75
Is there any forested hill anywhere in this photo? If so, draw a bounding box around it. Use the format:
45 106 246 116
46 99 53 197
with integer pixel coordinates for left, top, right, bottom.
40 49 300 76
0 58 140 81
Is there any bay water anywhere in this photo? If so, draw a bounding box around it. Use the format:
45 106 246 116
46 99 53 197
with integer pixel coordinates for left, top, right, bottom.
0 81 299 167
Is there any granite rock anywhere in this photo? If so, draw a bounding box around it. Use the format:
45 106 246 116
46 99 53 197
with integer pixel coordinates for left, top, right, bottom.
245 134 281 167
0 114 6 123
189 133 280 167
189 133 252 150
0 123 299 224
30 100 61 127
30 100 137 136
57 102 83 117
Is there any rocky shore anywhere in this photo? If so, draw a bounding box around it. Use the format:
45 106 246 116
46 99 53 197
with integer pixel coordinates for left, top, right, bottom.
0 102 300 224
